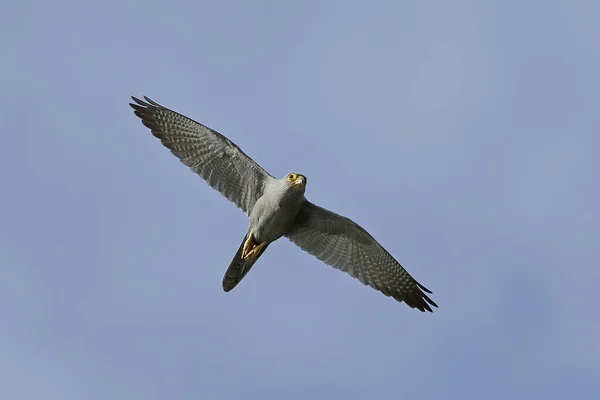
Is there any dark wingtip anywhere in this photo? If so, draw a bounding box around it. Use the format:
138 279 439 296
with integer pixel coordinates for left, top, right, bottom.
416 281 433 294
412 279 438 312
130 96 148 107
143 96 161 106
422 294 438 313
417 290 438 313
400 283 438 313
129 95 161 110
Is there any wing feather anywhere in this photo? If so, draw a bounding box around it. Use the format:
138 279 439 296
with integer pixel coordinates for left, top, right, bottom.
286 202 438 312
129 96 273 215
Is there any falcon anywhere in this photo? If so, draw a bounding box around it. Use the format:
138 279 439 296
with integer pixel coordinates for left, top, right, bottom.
129 96 438 312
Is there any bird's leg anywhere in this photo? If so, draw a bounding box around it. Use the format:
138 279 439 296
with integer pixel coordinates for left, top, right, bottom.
242 232 267 260
242 233 256 259
242 231 267 260
243 241 267 259
242 232 266 259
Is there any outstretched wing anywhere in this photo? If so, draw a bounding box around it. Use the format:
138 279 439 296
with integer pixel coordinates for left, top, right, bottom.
130 96 273 215
286 201 438 312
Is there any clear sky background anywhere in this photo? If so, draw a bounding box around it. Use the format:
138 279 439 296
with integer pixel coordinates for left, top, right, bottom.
1 1 598 399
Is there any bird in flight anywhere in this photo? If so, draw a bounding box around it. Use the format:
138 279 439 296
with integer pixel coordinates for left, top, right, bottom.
129 96 438 312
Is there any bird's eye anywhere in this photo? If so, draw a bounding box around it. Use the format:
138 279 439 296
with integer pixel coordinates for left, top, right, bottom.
288 173 296 180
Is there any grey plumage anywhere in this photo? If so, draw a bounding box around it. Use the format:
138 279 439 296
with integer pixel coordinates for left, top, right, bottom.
130 96 438 312
130 96 272 215
225 176 306 292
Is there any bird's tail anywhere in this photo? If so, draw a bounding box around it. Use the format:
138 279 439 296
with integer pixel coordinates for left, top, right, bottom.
222 232 269 292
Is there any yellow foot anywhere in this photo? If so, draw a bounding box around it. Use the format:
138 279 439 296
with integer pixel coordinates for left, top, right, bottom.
242 233 256 259
243 240 267 260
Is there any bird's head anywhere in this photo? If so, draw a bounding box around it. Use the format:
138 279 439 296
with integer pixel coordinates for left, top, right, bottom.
285 172 307 189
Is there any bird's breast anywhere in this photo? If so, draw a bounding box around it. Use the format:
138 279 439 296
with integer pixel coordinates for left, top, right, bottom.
251 201 302 243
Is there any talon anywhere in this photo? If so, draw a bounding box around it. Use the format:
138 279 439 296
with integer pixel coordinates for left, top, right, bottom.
243 241 267 260
242 233 255 259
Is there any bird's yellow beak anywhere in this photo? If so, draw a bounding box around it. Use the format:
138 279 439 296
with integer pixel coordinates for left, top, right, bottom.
293 176 306 186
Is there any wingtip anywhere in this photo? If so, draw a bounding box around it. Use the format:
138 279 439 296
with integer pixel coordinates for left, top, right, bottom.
419 292 438 312
130 95 159 108
131 95 144 104
414 301 436 313
143 96 161 106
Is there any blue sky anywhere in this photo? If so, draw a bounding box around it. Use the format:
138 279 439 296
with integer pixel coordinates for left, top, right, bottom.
1 0 599 398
